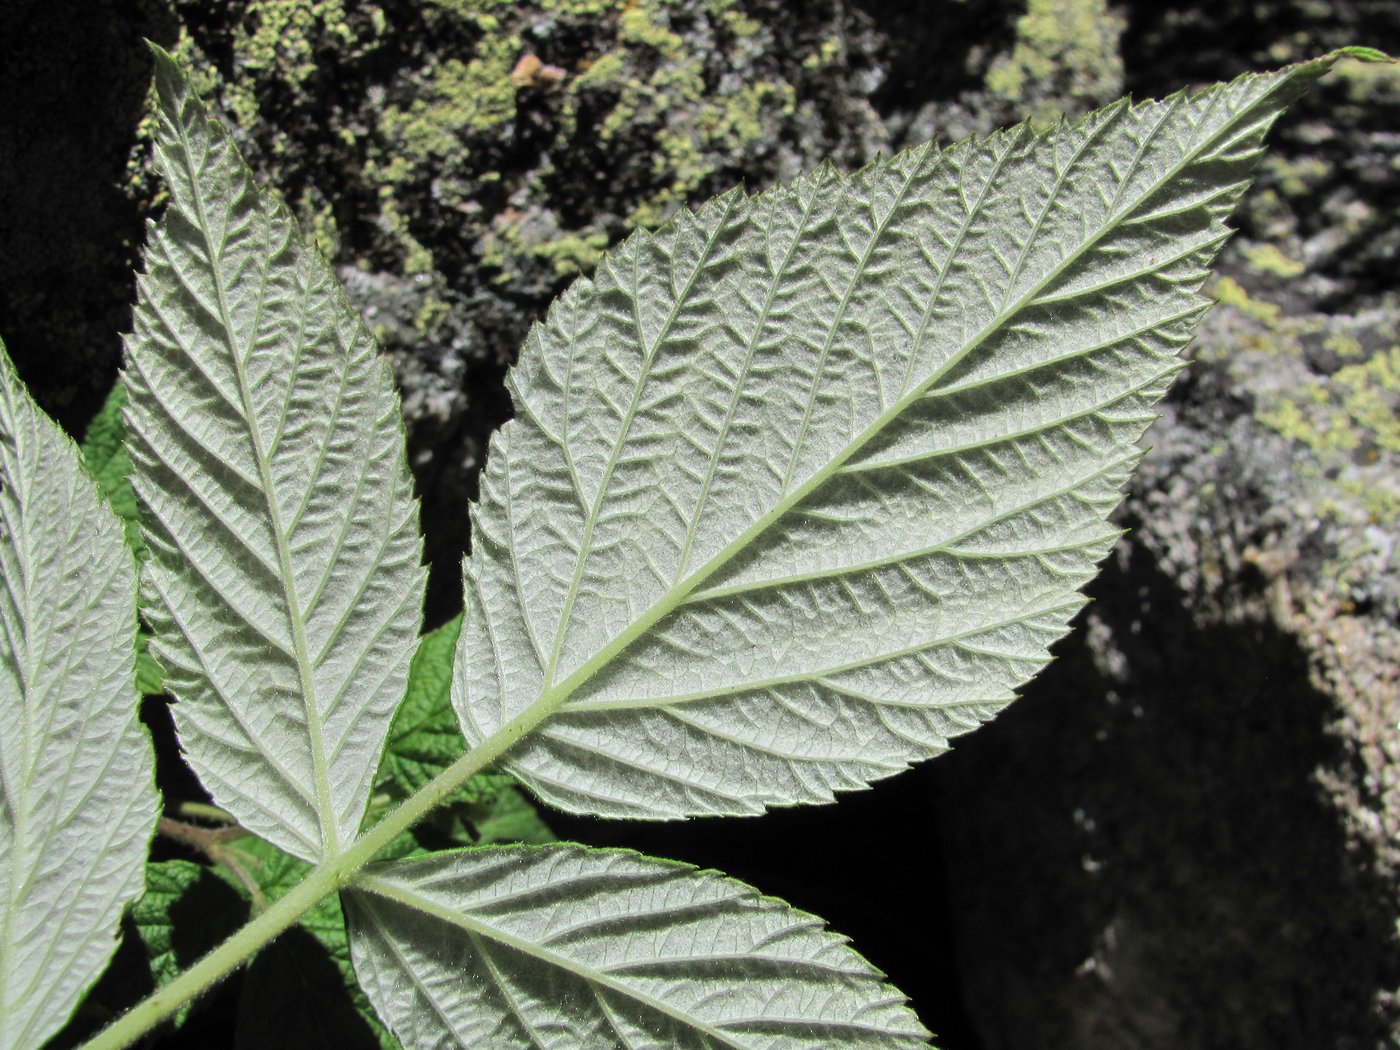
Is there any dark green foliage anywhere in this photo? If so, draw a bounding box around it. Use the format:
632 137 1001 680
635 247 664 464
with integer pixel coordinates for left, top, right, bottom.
51 862 245 1045
80 381 164 696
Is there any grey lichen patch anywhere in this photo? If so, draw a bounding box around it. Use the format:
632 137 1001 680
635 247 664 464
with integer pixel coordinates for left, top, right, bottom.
1201 285 1400 555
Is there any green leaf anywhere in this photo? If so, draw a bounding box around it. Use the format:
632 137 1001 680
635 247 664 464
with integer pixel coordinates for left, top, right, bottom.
373 615 553 844
133 636 165 697
126 860 243 1026
1335 45 1393 63
0 339 159 1050
377 616 466 799
124 46 426 862
346 845 929 1049
81 381 148 563
375 614 510 807
133 861 231 1003
454 58 1335 818
82 382 166 697
464 786 556 846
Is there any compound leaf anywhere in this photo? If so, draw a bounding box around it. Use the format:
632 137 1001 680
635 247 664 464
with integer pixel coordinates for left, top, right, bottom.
0 340 158 1050
124 47 426 861
456 58 1335 818
345 844 928 1049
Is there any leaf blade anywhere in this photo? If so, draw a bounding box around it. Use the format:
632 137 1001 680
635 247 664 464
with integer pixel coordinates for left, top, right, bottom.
124 48 426 860
0 340 158 1050
345 844 929 1049
456 59 1333 818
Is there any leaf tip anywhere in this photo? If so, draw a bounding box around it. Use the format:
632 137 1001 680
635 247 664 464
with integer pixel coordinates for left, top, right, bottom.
145 39 184 100
1332 45 1394 64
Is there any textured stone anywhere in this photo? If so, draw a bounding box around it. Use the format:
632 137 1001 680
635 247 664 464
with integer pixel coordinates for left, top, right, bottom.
935 5 1400 1044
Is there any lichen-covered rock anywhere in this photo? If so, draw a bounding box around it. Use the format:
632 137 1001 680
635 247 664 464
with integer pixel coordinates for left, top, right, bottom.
984 0 1125 122
1122 0 1400 311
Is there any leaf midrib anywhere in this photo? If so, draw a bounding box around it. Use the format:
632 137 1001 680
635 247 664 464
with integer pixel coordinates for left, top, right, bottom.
171 117 340 859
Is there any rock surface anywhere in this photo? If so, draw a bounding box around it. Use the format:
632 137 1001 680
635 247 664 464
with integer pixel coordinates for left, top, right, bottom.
936 6 1400 1046
1 1 1396 1047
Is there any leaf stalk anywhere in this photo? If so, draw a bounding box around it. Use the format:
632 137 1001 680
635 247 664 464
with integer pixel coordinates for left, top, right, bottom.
79 708 534 1050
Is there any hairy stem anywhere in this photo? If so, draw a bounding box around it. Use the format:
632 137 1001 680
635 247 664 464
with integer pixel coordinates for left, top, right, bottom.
79 706 537 1050
175 801 237 824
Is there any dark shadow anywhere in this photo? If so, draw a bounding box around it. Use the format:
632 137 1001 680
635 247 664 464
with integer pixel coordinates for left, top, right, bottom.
931 534 1400 1049
235 925 384 1050
847 0 1019 113
52 868 247 1048
0 0 177 432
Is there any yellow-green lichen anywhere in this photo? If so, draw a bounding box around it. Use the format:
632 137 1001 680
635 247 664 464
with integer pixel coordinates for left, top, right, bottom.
483 216 611 281
618 2 688 51
706 79 796 147
1257 393 1356 455
1324 332 1367 361
225 0 386 134
1337 477 1400 525
700 0 761 38
378 199 437 277
379 39 522 165
1257 345 1400 460
299 190 341 259
1212 275 1284 327
803 35 842 71
372 197 453 334
1242 243 1306 279
425 0 637 16
985 0 1124 122
556 1 795 230
238 0 356 81
573 50 628 91
1262 153 1331 199
1335 348 1400 453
